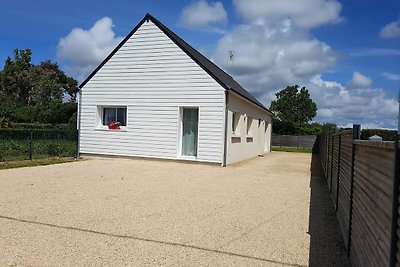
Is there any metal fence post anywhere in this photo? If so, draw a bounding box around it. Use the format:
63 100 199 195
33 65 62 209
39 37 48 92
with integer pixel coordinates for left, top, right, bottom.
324 131 328 173
347 124 361 256
389 133 400 267
326 132 330 179
330 129 336 193
29 130 33 160
74 129 79 159
335 134 342 212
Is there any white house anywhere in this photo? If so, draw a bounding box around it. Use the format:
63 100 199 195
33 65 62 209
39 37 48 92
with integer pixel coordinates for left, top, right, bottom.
78 14 272 166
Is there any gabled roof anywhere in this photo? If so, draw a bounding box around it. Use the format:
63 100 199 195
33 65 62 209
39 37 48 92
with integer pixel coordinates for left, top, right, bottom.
80 13 272 114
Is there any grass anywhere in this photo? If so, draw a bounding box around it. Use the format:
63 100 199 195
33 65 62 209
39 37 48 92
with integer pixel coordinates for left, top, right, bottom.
0 139 77 161
272 146 313 153
0 157 76 170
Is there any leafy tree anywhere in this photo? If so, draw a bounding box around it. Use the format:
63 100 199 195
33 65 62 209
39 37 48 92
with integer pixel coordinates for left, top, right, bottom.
0 49 79 124
63 76 79 102
31 60 79 104
272 120 297 135
297 122 337 135
0 49 33 106
270 85 317 124
361 129 396 141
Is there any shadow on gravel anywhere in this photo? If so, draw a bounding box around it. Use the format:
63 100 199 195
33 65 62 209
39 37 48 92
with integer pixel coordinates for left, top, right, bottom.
308 153 351 267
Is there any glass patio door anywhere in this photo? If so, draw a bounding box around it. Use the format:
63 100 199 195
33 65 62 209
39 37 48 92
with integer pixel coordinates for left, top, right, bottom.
181 108 199 157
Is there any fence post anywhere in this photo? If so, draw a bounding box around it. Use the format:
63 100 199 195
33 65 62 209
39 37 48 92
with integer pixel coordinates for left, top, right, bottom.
297 135 300 148
324 131 328 174
389 133 400 267
74 129 79 159
326 132 330 179
29 130 33 160
324 132 328 171
335 134 342 212
330 129 336 193
347 124 361 256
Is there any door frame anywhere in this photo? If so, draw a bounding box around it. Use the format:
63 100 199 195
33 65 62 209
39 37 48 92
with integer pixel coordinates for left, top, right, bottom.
178 106 200 160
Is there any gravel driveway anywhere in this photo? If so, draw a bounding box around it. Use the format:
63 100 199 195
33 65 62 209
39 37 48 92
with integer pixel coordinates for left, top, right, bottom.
0 152 346 266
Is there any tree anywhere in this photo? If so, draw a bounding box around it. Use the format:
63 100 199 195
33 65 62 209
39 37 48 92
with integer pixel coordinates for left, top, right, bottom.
0 49 33 107
270 85 317 124
0 49 79 124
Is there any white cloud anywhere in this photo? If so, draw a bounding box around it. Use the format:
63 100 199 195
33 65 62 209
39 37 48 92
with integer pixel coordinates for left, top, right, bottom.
309 76 398 128
179 1 227 28
382 72 400 81
233 0 342 28
347 71 373 89
213 21 337 94
57 17 123 81
380 19 400 39
209 1 397 128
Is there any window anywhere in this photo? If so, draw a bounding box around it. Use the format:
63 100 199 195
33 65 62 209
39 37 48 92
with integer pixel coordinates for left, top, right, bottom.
232 112 240 134
102 107 127 126
246 116 253 136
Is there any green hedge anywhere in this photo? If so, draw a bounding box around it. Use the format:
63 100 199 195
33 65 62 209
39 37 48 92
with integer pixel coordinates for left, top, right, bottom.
272 119 337 135
0 102 77 124
0 139 77 161
361 129 397 141
9 123 71 129
0 128 77 140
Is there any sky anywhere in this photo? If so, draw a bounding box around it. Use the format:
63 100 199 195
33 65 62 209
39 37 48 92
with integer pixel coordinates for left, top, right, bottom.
1 0 399 129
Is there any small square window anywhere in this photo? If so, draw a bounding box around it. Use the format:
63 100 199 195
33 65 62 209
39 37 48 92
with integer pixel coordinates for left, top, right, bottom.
103 107 127 126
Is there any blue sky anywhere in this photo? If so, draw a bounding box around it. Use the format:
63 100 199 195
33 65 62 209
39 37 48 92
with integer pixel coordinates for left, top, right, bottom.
1 0 399 128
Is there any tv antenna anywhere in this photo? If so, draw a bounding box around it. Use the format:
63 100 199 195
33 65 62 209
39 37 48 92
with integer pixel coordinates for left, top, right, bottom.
228 50 235 74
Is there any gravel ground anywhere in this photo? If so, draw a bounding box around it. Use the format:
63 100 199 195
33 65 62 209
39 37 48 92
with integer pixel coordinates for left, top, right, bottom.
0 152 347 266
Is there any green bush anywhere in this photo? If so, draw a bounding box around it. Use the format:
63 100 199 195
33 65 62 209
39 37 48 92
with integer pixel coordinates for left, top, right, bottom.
0 128 77 140
0 106 37 123
0 139 77 161
35 140 76 157
68 112 77 129
10 122 70 129
46 143 61 156
36 101 78 124
361 129 397 141
0 149 4 162
1 140 28 153
0 101 77 124
0 117 10 128
272 119 337 136
272 120 296 135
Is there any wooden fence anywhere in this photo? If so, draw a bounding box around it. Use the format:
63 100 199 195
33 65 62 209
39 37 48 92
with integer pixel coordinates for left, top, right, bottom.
272 134 316 148
318 125 400 267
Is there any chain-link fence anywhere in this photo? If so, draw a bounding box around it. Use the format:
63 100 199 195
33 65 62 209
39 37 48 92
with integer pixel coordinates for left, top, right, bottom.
0 128 78 162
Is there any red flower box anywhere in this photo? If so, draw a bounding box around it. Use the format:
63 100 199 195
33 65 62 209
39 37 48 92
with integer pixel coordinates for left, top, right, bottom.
108 121 121 130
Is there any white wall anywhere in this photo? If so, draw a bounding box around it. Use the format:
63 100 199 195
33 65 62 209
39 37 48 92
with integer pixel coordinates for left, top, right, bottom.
226 92 272 164
80 20 225 163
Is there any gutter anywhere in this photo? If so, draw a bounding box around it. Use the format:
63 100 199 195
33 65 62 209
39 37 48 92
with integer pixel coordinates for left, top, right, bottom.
222 90 229 167
76 87 82 159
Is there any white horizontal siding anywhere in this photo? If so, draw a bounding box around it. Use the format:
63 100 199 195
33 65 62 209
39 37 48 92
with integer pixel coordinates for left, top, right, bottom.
80 20 224 163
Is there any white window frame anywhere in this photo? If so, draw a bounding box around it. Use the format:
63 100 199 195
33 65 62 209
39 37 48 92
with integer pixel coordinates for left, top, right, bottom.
96 105 128 131
178 106 200 160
